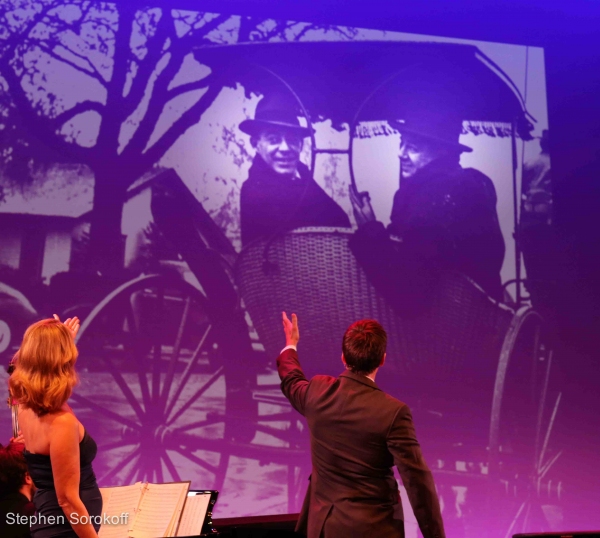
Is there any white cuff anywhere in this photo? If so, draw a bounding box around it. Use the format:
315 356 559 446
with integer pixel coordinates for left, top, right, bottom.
281 344 297 353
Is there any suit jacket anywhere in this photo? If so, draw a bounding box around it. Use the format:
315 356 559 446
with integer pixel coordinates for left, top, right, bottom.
240 156 351 246
349 156 505 304
277 348 445 538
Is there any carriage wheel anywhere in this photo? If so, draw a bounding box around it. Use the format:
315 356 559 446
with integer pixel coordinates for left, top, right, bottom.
70 274 232 490
70 273 309 513
488 306 563 535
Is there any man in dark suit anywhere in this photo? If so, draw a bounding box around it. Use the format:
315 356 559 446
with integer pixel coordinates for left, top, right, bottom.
239 93 351 246
277 313 445 538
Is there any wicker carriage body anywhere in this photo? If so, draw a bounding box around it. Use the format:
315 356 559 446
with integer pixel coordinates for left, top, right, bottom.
236 229 514 401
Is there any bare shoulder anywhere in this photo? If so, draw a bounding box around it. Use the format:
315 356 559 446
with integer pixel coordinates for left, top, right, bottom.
48 410 80 439
52 411 79 426
20 407 80 453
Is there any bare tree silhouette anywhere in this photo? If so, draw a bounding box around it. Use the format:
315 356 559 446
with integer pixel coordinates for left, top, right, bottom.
0 1 357 275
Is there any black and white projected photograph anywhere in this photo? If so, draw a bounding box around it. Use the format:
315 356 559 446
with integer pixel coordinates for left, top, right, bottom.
0 2 579 537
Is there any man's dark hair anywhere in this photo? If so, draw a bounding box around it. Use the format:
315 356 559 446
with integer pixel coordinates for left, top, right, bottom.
0 442 28 497
342 320 387 375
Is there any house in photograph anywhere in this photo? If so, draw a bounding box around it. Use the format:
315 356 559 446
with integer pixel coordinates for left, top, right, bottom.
0 164 93 286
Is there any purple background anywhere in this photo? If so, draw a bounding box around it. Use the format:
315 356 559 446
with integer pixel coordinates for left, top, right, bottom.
1 1 599 536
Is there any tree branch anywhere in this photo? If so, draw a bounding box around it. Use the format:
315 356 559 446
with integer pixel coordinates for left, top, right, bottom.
237 16 260 42
0 61 93 163
0 1 62 62
138 81 222 172
28 40 107 86
261 21 296 41
120 9 211 162
180 13 230 46
96 4 136 154
54 42 107 84
292 24 314 42
123 8 173 117
120 50 185 158
112 11 230 161
166 74 214 100
52 99 104 127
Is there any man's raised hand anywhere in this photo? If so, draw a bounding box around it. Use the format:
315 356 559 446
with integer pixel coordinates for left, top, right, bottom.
282 312 300 347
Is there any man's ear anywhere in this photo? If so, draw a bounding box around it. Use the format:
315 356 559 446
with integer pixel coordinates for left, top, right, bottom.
380 353 386 368
249 135 258 148
341 353 347 368
24 472 33 486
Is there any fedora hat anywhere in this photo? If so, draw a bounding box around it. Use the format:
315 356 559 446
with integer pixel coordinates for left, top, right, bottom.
239 93 314 137
389 109 472 153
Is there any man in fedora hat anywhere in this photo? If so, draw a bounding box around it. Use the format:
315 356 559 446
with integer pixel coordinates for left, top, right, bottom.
239 94 350 246
350 109 505 302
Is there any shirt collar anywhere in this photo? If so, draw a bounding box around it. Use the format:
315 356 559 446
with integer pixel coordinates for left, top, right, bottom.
339 369 381 391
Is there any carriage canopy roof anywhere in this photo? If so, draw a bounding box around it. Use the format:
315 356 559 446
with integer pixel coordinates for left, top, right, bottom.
194 40 533 136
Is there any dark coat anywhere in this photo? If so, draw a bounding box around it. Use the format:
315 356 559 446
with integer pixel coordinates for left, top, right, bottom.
240 156 351 246
350 156 505 305
277 348 445 538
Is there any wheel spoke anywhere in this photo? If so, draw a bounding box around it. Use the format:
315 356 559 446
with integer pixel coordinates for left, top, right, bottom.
521 502 533 534
537 392 561 469
139 449 159 484
98 447 140 485
97 353 147 423
161 449 182 482
125 300 152 413
539 449 562 480
534 348 553 465
159 296 191 412
135 465 147 484
70 393 141 431
172 447 220 476
135 370 152 415
165 324 212 418
254 424 297 444
151 286 165 406
155 453 164 483
166 366 224 426
503 500 528 538
122 454 142 486
171 415 226 434
255 383 281 390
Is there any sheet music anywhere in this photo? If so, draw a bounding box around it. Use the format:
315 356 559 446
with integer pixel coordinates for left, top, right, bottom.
175 494 212 537
165 485 189 537
130 482 189 538
98 484 142 538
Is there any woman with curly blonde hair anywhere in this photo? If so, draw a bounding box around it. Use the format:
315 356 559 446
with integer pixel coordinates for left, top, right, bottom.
9 316 101 538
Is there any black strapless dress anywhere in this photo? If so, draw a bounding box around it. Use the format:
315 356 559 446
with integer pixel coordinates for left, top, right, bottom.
24 430 103 538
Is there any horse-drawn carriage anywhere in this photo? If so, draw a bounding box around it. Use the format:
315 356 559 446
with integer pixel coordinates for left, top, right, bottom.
2 40 562 536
